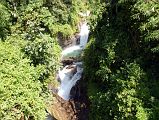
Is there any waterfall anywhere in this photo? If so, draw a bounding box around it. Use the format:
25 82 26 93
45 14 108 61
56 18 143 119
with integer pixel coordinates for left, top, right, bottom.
57 15 89 101
79 22 89 48
58 65 83 100
61 22 89 61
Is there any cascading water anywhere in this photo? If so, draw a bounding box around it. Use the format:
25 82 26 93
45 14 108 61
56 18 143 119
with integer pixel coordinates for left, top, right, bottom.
58 65 83 100
46 11 90 120
57 20 89 101
79 22 89 48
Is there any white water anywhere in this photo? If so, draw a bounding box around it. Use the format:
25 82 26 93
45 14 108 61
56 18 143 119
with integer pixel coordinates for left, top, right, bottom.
62 46 82 56
79 22 89 48
61 22 89 59
58 66 83 100
61 45 83 60
57 17 89 101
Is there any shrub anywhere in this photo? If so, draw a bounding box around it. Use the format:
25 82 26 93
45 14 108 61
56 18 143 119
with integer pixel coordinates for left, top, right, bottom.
24 35 61 79
0 3 10 39
88 62 159 120
0 41 46 120
84 0 159 119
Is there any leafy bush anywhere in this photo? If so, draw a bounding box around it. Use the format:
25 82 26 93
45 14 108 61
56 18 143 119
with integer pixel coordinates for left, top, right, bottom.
0 3 10 39
87 62 159 120
0 41 46 120
84 0 159 119
24 35 61 78
0 0 92 119
3 0 89 81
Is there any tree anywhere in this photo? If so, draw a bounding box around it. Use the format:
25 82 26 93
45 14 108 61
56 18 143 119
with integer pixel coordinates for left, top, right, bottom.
0 41 46 120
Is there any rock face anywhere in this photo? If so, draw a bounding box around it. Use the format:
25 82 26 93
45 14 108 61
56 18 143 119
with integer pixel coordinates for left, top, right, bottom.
49 77 89 120
58 33 79 49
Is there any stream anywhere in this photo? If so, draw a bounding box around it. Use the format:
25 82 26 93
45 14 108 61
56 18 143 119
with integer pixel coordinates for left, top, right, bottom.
46 11 90 120
58 21 89 101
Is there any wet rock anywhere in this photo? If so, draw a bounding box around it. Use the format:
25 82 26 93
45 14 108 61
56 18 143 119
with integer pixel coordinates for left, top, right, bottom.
49 77 89 120
46 114 56 120
57 32 78 49
61 59 74 66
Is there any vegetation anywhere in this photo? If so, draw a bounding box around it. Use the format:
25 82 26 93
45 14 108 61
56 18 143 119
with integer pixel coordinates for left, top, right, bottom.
0 0 88 119
1 0 159 119
0 41 46 119
84 0 159 119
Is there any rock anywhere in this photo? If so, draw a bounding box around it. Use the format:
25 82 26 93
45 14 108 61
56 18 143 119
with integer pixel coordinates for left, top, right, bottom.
49 77 89 120
46 114 55 120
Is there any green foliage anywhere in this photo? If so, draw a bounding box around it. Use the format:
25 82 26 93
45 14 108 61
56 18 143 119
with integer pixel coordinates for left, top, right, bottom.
3 0 63 82
88 62 159 120
0 3 10 39
0 0 90 119
0 3 10 28
88 0 106 31
4 0 88 76
24 35 61 73
0 41 46 120
84 0 159 119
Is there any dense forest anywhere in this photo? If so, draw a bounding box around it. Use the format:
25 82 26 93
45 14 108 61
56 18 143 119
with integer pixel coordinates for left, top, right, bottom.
0 0 88 119
84 0 159 120
0 0 159 120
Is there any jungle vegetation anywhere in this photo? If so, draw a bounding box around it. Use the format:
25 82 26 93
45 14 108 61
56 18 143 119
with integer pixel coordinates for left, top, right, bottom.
0 0 87 119
0 0 159 120
84 0 159 120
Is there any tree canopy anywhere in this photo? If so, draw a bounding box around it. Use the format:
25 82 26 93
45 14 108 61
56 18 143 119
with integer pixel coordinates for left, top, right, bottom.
84 0 159 119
